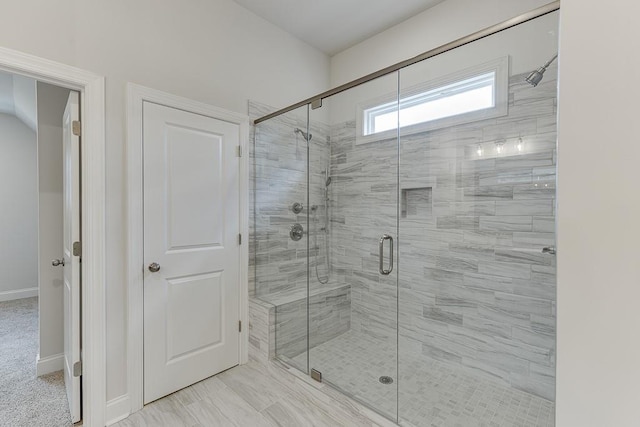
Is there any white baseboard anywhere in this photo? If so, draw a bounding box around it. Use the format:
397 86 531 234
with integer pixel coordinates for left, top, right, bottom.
36 353 64 376
106 394 131 426
0 287 38 302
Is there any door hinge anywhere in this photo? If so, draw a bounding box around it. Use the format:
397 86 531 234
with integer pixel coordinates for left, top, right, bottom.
73 241 82 257
239 320 242 333
73 361 82 377
238 233 242 245
236 145 242 157
72 120 81 137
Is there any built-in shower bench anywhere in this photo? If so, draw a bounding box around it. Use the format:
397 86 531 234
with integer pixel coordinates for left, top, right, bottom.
248 282 351 363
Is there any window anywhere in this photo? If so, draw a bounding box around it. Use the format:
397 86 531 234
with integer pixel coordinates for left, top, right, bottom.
357 57 508 143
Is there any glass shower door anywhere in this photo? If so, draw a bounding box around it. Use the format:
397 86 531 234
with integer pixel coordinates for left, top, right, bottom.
397 11 559 426
307 72 400 421
252 104 310 373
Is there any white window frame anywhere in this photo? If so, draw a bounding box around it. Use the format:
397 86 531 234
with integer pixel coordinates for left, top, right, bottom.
356 56 510 145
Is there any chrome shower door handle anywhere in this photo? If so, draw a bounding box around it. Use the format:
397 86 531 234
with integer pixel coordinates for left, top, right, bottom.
379 234 394 275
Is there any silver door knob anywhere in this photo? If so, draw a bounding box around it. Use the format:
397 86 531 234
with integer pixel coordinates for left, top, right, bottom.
148 262 161 273
52 259 65 267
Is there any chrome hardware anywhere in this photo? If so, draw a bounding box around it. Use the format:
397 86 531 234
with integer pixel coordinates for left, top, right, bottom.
73 361 82 377
379 375 394 385
73 241 82 257
72 120 81 137
310 368 322 382
51 259 65 267
379 234 394 275
291 202 304 214
290 223 304 241
542 246 556 255
148 262 161 273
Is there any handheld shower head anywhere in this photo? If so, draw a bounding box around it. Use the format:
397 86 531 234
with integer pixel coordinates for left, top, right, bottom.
323 167 331 186
294 128 312 142
526 53 558 87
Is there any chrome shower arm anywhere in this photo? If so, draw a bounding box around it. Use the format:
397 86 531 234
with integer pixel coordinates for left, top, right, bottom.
542 53 558 69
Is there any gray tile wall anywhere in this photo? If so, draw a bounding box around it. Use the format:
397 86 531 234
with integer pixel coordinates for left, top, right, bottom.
248 298 275 362
327 71 557 401
275 286 351 362
250 101 350 366
250 101 332 299
251 69 557 402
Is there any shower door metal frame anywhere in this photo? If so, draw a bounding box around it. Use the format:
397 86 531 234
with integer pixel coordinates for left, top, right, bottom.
254 0 560 125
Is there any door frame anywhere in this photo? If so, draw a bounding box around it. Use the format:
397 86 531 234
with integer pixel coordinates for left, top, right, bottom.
126 84 250 414
0 47 106 426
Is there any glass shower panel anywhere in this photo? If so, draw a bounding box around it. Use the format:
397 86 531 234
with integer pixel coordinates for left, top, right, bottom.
307 72 400 421
397 11 559 427
252 104 310 373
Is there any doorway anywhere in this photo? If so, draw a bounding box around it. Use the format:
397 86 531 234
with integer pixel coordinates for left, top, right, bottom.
0 45 106 426
0 72 80 425
127 85 250 412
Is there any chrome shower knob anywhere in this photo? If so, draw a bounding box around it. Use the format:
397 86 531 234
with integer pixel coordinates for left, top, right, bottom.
290 224 304 241
291 202 304 214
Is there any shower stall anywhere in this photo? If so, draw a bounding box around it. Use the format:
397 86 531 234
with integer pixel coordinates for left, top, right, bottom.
251 3 558 426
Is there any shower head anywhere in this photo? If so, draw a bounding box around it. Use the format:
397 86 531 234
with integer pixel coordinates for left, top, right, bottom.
323 167 331 186
525 68 545 87
294 128 312 142
526 53 558 87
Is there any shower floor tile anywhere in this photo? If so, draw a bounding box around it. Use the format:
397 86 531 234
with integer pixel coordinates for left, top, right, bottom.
292 330 554 427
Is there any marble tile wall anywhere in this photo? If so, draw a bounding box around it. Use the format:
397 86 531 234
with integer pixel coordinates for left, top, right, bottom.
248 298 275 362
276 286 351 364
250 101 332 299
250 101 349 365
328 71 557 401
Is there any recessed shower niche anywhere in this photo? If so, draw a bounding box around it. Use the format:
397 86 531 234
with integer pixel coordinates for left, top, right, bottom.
401 186 432 218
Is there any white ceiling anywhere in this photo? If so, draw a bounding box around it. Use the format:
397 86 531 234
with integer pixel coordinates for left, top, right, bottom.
233 0 445 55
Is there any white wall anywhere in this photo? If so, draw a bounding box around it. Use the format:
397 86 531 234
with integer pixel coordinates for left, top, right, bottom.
556 0 640 425
0 113 38 300
0 0 330 402
330 0 552 86
13 75 37 131
36 82 70 363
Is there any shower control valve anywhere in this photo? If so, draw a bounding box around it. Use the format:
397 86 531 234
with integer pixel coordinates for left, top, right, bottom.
291 202 304 214
290 223 305 241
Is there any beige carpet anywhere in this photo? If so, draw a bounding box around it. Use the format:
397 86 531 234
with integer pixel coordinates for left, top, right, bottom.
0 297 71 426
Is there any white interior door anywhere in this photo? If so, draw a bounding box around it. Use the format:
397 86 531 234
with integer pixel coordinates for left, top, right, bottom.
143 101 241 404
62 91 81 423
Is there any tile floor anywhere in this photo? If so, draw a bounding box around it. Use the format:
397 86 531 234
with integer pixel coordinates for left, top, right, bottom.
112 359 395 427
291 330 554 427
114 331 554 427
